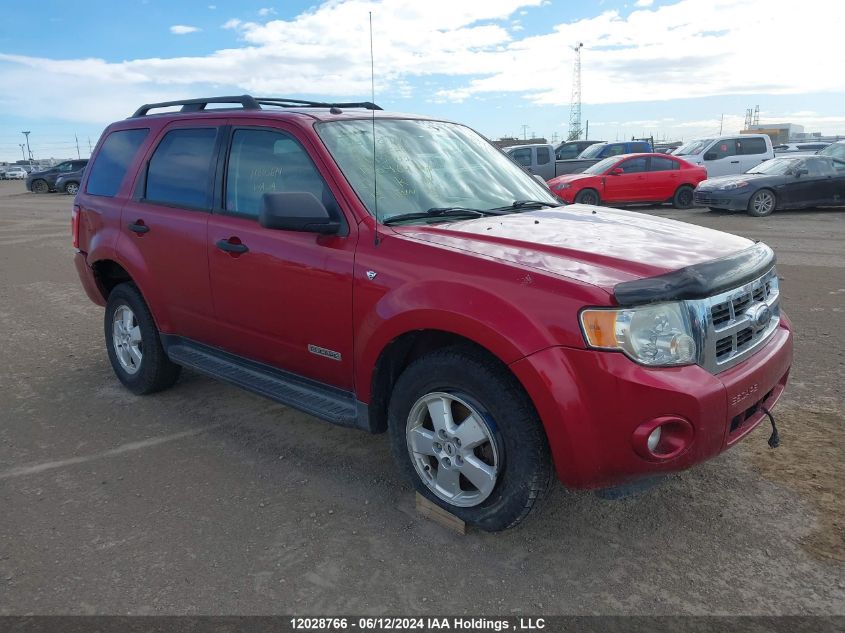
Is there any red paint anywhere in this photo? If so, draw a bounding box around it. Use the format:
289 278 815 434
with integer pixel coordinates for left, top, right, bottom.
73 108 793 489
547 153 707 205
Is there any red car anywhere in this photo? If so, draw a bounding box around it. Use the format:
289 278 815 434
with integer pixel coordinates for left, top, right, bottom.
73 97 792 531
547 153 707 208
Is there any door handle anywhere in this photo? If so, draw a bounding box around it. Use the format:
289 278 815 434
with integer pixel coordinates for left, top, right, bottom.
128 221 149 234
216 238 249 254
730 160 740 164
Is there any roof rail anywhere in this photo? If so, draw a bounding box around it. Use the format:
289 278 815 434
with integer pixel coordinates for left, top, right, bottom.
130 95 382 117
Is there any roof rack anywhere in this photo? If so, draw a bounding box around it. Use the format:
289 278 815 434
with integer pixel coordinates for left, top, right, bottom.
131 95 382 118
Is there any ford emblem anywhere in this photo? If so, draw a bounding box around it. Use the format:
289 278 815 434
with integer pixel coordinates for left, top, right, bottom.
746 303 772 329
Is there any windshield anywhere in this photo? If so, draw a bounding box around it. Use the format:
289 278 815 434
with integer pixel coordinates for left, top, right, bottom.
818 142 845 161
582 156 622 175
578 143 607 159
316 119 558 222
674 139 714 156
747 158 800 175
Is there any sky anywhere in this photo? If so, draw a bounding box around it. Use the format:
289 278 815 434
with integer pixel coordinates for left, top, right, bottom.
1 0 843 162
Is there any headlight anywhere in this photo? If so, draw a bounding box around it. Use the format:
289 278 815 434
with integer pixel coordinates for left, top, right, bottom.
552 182 571 190
580 302 697 366
720 180 749 190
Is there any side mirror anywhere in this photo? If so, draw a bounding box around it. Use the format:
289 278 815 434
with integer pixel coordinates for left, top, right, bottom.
259 192 340 235
704 152 717 161
795 168 808 177
610 167 624 175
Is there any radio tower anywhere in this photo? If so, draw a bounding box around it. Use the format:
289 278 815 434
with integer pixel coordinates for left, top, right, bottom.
567 43 584 141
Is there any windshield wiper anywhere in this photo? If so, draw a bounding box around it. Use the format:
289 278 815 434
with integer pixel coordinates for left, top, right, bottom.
486 200 561 212
383 207 493 226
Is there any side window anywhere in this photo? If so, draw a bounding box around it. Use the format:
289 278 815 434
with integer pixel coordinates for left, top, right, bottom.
738 137 767 155
72 160 88 171
619 157 648 173
706 140 737 160
631 142 649 153
649 156 678 171
86 128 149 198
556 145 579 160
225 128 337 220
536 147 551 165
145 128 218 209
510 148 532 167
605 144 626 157
56 162 73 173
803 158 833 177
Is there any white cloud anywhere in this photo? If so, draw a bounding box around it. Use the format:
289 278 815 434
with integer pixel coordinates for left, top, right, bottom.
258 7 277 17
169 25 201 35
0 0 842 128
634 0 654 6
208 4 217 9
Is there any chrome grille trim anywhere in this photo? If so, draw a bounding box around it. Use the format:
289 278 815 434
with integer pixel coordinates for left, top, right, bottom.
687 267 780 374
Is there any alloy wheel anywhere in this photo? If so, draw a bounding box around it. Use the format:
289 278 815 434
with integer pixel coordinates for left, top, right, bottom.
112 305 143 375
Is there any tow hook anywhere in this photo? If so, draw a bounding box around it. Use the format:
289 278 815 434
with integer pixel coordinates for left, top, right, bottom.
761 406 780 448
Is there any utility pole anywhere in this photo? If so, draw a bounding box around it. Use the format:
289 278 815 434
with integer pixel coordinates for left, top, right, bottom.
75 134 81 159
719 114 724 135
521 124 529 140
19 144 26 161
567 42 584 141
585 120 589 140
88 137 93 155
21 131 33 164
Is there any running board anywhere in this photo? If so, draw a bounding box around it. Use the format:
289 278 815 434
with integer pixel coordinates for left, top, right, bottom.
161 336 372 432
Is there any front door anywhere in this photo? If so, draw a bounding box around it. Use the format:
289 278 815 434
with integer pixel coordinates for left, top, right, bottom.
703 139 740 177
206 125 356 389
602 156 650 202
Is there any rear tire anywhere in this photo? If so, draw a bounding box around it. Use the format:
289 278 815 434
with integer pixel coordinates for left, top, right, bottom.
31 179 49 193
64 181 80 195
747 189 776 217
388 346 552 531
105 283 181 395
574 188 600 206
672 185 694 209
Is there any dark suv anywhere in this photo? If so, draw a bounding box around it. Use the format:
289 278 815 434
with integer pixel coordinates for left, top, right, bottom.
72 95 792 531
27 159 89 193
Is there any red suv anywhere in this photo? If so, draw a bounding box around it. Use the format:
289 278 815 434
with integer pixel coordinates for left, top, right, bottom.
73 96 793 531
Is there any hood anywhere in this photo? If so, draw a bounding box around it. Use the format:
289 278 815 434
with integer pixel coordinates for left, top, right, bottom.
394 205 753 293
698 173 768 189
548 173 597 185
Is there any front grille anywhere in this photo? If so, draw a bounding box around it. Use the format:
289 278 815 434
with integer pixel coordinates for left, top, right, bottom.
691 268 780 373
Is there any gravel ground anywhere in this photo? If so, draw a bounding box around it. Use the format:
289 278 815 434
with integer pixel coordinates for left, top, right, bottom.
0 180 842 615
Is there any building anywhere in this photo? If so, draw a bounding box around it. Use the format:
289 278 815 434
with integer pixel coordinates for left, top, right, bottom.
742 123 804 145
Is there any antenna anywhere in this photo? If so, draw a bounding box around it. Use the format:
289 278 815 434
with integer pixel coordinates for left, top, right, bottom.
567 43 583 141
369 11 380 246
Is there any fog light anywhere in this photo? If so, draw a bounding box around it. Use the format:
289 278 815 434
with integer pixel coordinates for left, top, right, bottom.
647 426 662 452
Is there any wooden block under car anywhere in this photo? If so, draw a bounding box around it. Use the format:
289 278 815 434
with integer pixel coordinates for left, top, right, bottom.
415 493 466 535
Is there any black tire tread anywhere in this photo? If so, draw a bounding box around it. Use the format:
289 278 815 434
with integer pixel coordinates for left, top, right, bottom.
672 184 694 209
104 283 181 395
574 188 600 205
388 345 553 531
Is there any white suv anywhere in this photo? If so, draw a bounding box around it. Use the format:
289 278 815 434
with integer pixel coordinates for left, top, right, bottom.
2 166 28 180
674 134 774 177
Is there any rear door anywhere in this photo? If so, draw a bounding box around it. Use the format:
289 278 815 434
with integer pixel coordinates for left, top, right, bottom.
119 122 224 341
645 155 681 201
206 124 356 389
602 156 649 202
736 137 769 172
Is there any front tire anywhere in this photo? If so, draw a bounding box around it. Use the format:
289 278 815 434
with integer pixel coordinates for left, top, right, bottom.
747 189 776 217
64 181 80 195
672 185 694 209
31 179 49 193
388 347 552 531
574 188 600 206
105 283 181 395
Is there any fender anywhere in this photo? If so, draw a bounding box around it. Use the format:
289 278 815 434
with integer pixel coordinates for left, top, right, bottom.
355 278 559 403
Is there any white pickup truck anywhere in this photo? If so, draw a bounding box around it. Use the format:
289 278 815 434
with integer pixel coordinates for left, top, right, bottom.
673 134 774 177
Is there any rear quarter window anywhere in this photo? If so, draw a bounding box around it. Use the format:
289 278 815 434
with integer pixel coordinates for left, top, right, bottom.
738 137 767 155
144 128 218 209
86 129 149 197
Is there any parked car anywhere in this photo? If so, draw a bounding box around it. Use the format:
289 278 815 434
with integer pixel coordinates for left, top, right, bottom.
693 155 845 216
817 139 845 162
554 140 602 160
55 167 86 195
506 140 653 180
2 166 28 180
26 159 89 193
773 142 830 155
73 95 792 531
674 134 773 177
547 153 706 208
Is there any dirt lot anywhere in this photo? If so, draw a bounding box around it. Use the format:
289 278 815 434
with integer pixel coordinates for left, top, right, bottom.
0 180 842 615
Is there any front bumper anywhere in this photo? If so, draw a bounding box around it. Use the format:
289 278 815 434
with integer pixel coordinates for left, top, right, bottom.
510 319 793 489
694 189 752 210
